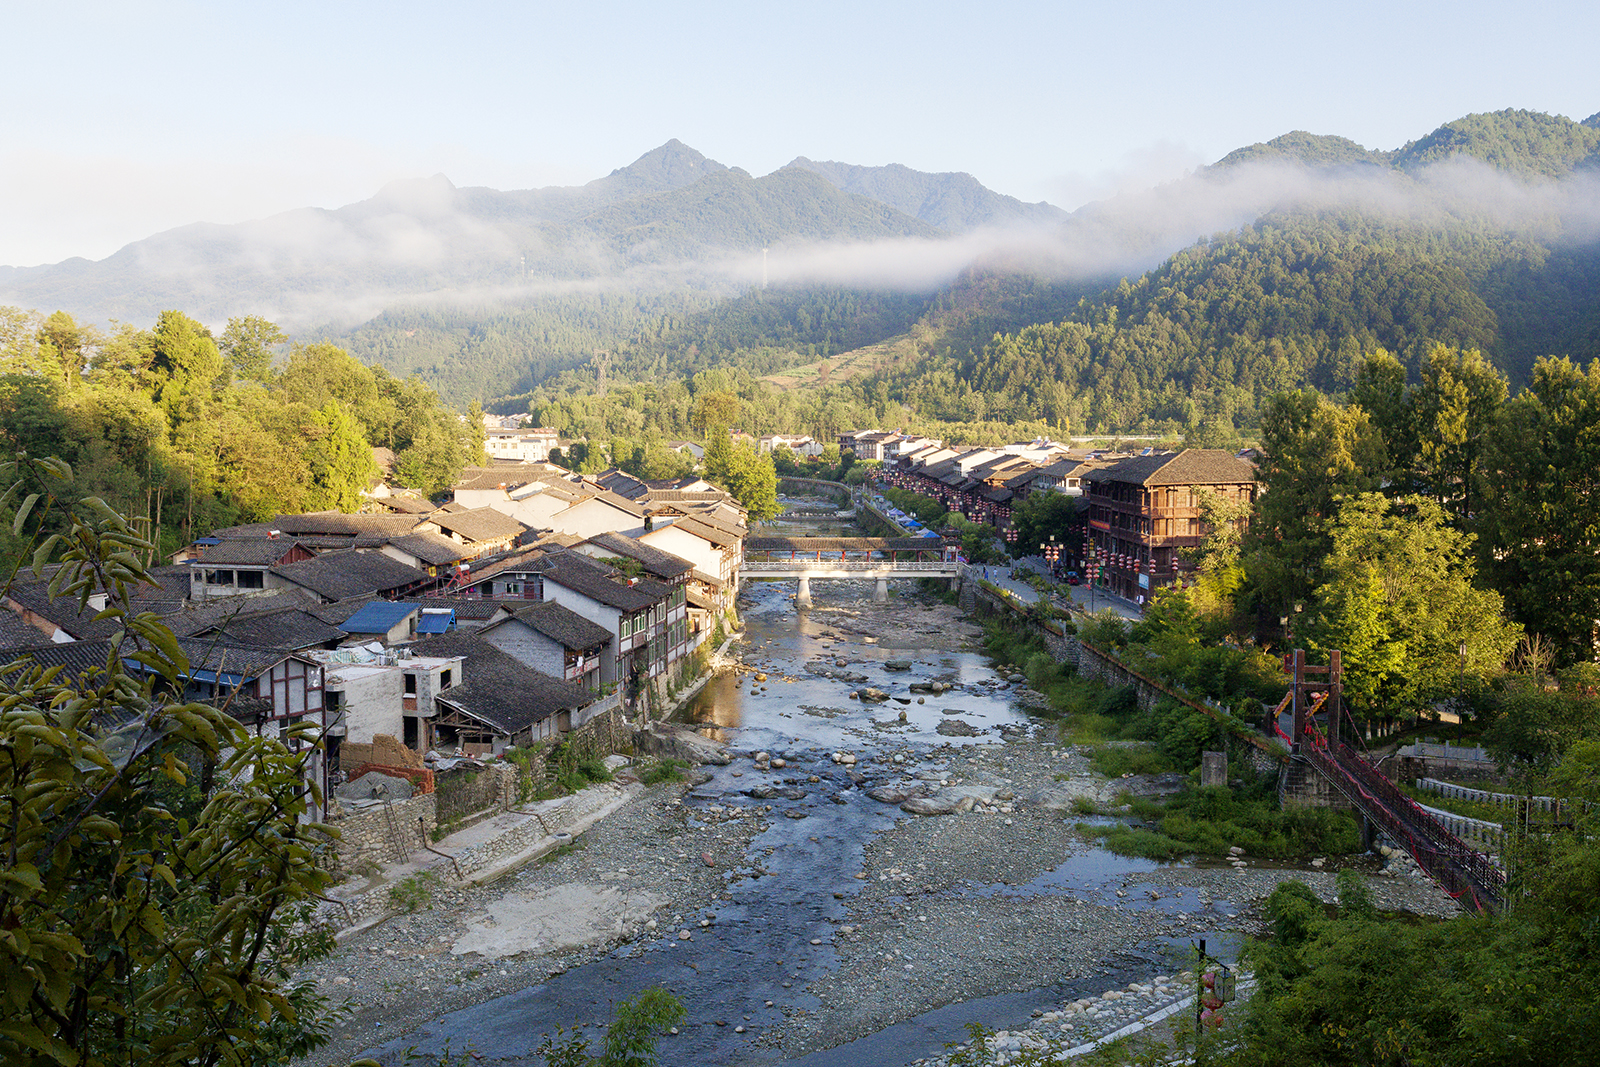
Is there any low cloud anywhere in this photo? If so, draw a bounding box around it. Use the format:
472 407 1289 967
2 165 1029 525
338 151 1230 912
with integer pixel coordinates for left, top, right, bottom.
6 151 1598 336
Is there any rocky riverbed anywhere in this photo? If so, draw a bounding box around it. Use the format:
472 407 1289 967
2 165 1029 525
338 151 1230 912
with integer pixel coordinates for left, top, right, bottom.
307 579 1459 1067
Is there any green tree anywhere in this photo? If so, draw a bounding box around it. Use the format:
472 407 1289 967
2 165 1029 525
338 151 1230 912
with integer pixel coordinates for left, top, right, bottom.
1245 390 1387 619
36 310 96 390
1306 493 1519 720
148 311 223 431
304 401 378 511
1412 345 1506 523
1480 356 1600 666
218 315 287 382
0 456 344 1067
1009 491 1082 563
719 441 779 521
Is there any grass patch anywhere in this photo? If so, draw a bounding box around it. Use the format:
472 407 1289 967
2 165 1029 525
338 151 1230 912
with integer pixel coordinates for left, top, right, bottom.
1401 784 1510 824
1088 743 1175 777
388 869 441 913
1082 784 1363 860
640 758 690 785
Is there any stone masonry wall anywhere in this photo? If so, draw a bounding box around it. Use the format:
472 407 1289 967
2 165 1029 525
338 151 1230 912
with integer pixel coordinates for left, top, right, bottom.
322 792 437 875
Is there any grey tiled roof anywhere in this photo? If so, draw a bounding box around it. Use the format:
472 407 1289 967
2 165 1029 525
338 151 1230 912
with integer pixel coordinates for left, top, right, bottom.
501 601 613 652
271 550 432 602
414 597 516 622
191 540 305 567
427 508 526 544
580 531 694 581
195 608 346 650
1083 449 1255 487
535 553 669 612
388 531 474 566
659 516 739 550
411 631 590 736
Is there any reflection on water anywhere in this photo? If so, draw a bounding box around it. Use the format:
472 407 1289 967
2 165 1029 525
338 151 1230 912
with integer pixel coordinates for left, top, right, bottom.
684 578 1030 755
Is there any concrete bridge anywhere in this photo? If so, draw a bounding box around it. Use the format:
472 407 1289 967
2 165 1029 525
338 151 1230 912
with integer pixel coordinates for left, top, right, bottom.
738 559 964 607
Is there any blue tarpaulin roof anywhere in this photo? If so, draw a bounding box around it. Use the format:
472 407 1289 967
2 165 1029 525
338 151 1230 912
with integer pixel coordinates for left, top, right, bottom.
338 601 421 634
416 609 456 634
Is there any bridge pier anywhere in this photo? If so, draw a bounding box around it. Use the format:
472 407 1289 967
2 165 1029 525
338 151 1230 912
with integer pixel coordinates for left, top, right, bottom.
873 578 888 603
795 575 812 610
949 576 961 595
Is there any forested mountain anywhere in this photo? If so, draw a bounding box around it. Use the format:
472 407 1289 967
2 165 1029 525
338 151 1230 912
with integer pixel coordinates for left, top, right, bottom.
786 157 1067 231
1214 109 1600 176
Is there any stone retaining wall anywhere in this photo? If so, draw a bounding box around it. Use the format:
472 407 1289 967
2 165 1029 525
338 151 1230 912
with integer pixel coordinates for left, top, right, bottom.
323 792 438 874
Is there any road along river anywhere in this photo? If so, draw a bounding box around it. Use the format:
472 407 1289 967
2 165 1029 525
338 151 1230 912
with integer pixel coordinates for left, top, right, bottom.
323 516 1458 1066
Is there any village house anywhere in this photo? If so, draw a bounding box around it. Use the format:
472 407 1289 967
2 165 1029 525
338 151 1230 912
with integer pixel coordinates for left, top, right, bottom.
478 600 615 693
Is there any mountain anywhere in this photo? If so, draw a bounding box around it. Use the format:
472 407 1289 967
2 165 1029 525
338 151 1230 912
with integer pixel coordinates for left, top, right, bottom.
0 143 940 329
1213 109 1600 179
1212 131 1386 171
0 141 1051 332
785 157 1067 231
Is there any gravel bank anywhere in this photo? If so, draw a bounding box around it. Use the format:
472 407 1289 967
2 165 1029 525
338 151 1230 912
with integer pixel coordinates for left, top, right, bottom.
299 775 766 1065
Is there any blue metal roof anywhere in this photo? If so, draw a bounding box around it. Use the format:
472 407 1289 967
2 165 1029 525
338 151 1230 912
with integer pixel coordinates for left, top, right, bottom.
338 601 421 634
416 609 456 634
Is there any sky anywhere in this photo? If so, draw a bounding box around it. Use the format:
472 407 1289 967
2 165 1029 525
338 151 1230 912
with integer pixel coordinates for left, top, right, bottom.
2 0 1597 267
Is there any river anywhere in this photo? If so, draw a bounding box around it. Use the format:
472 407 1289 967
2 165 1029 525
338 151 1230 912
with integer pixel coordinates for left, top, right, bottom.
351 502 1305 1066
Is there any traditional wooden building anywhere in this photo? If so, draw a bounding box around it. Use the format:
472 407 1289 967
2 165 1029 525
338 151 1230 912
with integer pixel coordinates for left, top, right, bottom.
1082 450 1257 605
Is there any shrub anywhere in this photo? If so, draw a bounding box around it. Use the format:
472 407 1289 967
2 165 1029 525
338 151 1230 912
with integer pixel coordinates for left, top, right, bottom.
389 870 440 913
641 758 689 785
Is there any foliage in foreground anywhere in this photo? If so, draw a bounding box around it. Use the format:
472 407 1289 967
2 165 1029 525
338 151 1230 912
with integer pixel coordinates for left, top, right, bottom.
0 456 344 1066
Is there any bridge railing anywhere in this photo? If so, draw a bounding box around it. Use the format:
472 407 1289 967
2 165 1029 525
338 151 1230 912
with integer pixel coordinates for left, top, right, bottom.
741 560 958 572
1299 736 1505 911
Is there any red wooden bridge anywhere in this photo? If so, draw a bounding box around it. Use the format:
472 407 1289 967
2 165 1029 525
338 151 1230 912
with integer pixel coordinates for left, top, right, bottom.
1275 651 1506 913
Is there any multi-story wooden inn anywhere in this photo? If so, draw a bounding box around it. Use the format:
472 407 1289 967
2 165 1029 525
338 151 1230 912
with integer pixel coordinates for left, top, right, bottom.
1082 449 1258 604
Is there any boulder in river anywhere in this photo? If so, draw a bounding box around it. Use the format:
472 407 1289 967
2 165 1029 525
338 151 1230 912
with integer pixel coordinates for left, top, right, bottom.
936 718 982 737
867 782 931 804
633 723 732 766
884 660 912 671
901 793 978 816
859 687 891 703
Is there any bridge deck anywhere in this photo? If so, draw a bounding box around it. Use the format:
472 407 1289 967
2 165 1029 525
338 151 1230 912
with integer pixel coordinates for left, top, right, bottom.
745 536 953 557
1279 719 1506 912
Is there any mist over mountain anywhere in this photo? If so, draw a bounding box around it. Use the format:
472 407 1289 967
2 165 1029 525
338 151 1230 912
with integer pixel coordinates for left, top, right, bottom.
0 141 969 329
785 157 1067 232
5 108 1600 429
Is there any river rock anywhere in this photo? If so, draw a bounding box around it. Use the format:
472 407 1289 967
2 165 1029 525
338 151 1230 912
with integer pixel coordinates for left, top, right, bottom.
866 783 929 804
859 687 890 703
884 660 913 671
901 793 978 816
936 718 982 737
633 723 732 766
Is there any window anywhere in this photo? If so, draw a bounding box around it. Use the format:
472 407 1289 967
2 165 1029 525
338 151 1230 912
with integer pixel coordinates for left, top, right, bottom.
620 616 632 639
204 569 235 586
503 581 521 595
238 570 264 589
440 669 453 689
404 674 417 695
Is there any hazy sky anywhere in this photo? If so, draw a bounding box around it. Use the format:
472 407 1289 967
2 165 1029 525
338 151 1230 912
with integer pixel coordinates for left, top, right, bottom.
3 0 1596 267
